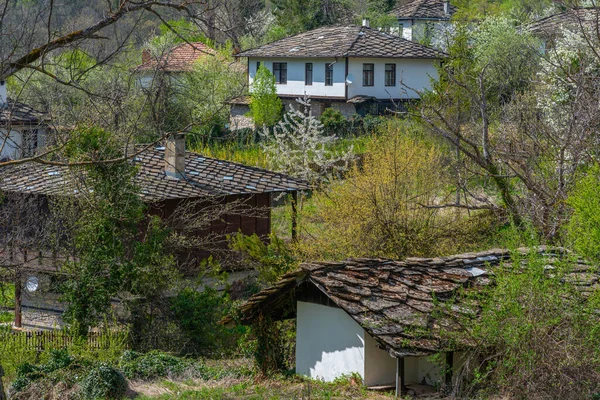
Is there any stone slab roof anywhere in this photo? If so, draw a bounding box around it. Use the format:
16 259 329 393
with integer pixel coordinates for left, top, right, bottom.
225 247 598 357
390 0 456 20
135 41 217 72
237 25 445 59
0 100 48 126
0 145 310 202
529 8 600 38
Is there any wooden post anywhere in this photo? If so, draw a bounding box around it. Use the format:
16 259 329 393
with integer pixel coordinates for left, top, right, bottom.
395 357 405 399
291 191 298 241
445 351 454 388
14 271 22 328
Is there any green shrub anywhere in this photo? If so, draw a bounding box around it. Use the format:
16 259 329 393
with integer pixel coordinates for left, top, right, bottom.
357 114 386 135
566 164 600 262
41 348 74 373
120 350 188 380
229 232 297 285
80 363 127 400
448 250 600 398
320 108 347 136
169 287 237 356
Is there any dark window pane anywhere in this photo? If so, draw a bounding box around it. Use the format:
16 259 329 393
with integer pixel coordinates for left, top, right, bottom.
273 62 287 84
325 63 334 86
363 63 374 86
305 63 313 85
385 64 396 86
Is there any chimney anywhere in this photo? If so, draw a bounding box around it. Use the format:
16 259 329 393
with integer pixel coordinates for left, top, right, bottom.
443 0 450 15
164 134 186 179
0 81 6 105
142 49 151 64
362 18 370 28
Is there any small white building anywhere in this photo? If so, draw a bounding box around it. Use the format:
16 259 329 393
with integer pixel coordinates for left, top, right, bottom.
234 24 444 124
225 248 599 396
390 0 455 44
0 81 49 160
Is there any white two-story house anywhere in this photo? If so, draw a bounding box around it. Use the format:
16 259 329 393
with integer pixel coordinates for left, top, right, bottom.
231 24 444 127
390 0 455 44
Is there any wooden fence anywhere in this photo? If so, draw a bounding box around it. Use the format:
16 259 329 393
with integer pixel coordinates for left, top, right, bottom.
0 330 128 352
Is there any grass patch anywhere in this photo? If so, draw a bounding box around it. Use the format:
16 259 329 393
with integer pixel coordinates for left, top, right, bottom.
133 373 392 399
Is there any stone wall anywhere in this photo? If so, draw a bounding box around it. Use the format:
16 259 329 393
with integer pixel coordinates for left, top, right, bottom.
229 104 254 130
331 102 357 118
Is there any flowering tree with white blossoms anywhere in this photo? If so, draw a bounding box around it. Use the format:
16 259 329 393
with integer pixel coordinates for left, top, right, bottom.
260 97 355 187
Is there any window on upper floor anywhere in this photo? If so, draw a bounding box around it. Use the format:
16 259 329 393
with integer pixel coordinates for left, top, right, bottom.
273 62 287 84
385 64 396 87
363 63 374 86
305 63 313 85
325 63 333 86
22 129 38 158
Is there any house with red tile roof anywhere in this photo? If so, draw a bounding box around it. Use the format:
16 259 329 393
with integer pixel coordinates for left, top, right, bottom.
135 41 217 74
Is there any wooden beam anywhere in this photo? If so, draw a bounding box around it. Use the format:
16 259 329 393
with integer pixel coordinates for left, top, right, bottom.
395 357 405 398
14 271 22 328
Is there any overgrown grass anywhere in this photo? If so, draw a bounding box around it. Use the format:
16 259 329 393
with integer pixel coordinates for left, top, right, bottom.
189 136 372 170
0 327 128 389
133 372 391 400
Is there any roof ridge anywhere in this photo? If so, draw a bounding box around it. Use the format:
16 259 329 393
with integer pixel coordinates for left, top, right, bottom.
136 144 312 187
344 25 368 56
347 26 447 58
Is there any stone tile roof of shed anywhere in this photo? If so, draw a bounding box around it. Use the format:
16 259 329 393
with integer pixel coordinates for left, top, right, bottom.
0 146 310 201
529 8 600 37
390 0 456 20
0 99 48 126
226 247 598 357
135 41 217 72
237 25 445 59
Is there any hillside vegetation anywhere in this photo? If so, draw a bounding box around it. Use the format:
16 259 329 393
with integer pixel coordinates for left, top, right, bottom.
1 0 600 399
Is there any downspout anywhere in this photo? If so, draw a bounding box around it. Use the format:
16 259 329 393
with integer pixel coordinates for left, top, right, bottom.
345 57 349 100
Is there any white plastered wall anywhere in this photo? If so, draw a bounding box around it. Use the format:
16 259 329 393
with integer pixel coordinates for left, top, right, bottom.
296 301 365 382
0 128 22 159
346 57 438 99
364 333 397 387
296 300 465 387
248 57 346 99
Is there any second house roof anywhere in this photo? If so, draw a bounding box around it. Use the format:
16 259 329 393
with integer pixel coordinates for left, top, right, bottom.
390 0 456 20
237 25 445 59
0 145 310 201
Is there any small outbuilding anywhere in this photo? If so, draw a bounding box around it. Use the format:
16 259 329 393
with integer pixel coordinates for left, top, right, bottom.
224 247 599 396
